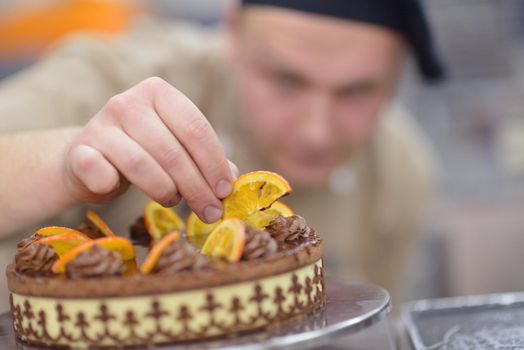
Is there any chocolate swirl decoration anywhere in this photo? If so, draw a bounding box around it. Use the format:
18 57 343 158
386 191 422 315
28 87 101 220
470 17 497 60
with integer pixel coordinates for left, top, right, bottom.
65 245 125 279
242 227 278 260
15 238 57 276
77 219 104 239
129 216 151 246
16 234 43 250
265 215 312 242
153 241 207 274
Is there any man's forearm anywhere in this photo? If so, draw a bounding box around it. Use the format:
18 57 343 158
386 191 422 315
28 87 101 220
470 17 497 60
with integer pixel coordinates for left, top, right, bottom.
0 127 81 238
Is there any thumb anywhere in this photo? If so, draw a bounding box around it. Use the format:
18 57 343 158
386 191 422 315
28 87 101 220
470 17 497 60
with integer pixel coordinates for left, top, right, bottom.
64 144 129 203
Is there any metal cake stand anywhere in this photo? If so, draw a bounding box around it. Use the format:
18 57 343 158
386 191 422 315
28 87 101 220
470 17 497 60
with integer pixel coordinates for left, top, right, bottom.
0 279 391 350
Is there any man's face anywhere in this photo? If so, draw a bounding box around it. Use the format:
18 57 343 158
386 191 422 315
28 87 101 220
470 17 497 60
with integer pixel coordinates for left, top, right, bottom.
228 6 406 186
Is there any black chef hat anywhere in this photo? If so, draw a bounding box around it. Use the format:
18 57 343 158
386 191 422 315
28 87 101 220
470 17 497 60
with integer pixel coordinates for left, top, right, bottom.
241 0 445 82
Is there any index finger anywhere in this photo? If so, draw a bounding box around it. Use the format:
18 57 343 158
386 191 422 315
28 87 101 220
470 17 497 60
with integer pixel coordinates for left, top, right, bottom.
147 78 235 199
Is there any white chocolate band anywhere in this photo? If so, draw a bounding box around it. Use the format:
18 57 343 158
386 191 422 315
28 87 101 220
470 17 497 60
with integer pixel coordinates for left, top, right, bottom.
11 259 325 349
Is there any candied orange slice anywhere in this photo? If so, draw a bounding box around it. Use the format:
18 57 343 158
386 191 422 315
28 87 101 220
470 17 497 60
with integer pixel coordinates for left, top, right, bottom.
244 201 294 230
36 232 91 256
185 211 219 249
144 201 185 242
222 171 292 221
268 201 294 216
86 210 115 237
201 218 245 263
95 236 136 261
140 232 181 274
36 226 91 238
51 241 93 273
124 260 138 276
52 237 136 273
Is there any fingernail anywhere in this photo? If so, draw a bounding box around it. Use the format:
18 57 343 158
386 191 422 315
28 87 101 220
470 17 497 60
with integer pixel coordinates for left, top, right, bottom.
204 206 222 223
216 180 232 198
168 193 182 207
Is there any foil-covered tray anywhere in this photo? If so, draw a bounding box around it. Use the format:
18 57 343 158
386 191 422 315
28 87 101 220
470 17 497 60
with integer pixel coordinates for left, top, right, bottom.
0 279 391 350
403 292 524 350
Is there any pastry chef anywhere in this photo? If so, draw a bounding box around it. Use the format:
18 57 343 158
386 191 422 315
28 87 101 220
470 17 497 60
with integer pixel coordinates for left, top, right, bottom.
0 0 444 310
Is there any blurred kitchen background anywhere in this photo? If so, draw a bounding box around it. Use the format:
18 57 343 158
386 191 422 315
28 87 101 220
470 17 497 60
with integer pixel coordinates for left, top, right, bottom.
1 0 523 302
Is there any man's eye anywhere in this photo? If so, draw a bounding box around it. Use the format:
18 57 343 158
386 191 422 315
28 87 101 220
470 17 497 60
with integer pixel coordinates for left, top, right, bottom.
274 73 301 89
338 84 376 98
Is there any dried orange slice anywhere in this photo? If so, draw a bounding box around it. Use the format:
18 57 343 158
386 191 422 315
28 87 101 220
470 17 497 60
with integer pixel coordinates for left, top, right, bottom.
201 218 245 263
185 211 219 249
244 201 294 230
222 171 292 221
52 241 95 273
124 260 138 276
52 237 136 274
86 210 115 237
140 232 181 274
36 232 91 256
268 201 294 216
144 201 184 242
36 226 91 238
94 236 136 261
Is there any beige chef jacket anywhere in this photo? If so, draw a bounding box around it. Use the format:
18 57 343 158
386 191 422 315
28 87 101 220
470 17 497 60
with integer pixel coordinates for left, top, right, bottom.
0 18 433 312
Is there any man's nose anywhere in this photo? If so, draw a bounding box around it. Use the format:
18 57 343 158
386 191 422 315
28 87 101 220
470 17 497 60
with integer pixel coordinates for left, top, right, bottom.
300 92 333 147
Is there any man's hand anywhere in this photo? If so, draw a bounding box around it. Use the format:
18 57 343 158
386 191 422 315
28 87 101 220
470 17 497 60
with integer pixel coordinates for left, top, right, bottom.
64 77 237 224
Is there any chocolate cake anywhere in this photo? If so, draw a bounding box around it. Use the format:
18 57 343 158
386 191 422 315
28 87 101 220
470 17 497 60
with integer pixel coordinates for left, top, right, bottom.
6 214 324 349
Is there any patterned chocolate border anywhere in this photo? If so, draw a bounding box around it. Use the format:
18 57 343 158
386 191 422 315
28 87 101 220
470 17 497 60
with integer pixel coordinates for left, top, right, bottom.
10 260 325 349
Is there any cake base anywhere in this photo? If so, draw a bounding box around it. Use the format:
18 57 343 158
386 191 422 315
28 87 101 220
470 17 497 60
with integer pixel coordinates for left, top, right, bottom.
1 279 392 350
8 259 324 349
